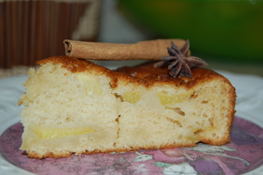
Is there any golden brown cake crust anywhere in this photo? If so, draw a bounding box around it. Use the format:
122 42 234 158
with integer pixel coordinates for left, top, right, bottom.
114 62 233 89
37 56 235 91
37 56 118 88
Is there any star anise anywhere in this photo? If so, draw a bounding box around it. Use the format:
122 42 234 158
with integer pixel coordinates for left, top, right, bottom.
154 39 208 78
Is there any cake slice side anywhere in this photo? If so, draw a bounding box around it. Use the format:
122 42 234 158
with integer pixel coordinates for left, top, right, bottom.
18 56 236 158
112 66 236 152
19 57 119 158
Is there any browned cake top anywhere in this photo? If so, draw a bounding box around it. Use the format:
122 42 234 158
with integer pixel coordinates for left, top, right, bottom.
114 62 226 88
37 56 117 87
37 56 231 89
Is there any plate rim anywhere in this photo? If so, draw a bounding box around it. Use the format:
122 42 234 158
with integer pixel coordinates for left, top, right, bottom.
1 70 263 175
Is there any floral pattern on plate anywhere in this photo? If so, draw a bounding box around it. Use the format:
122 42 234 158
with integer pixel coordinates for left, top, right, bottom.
1 116 263 175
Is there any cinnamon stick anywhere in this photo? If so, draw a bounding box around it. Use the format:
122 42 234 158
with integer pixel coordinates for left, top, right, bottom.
64 39 190 60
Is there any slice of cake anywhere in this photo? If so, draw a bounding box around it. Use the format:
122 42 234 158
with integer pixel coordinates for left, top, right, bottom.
18 56 236 159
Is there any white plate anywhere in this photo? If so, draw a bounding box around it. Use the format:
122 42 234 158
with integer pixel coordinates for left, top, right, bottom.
1 70 263 175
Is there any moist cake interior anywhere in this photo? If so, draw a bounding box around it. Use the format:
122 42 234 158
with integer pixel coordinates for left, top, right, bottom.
18 56 236 158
